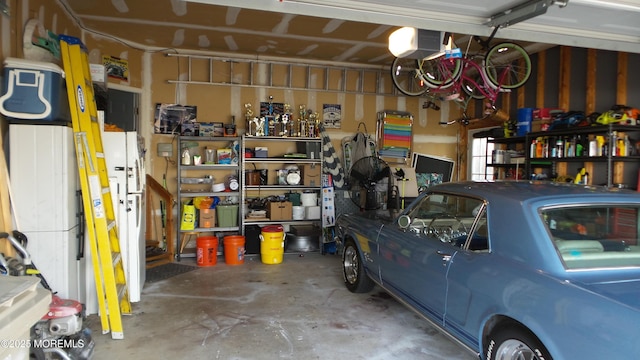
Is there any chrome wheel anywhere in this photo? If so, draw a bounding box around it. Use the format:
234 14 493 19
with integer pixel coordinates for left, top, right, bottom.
343 245 359 285
342 239 374 293
493 339 542 360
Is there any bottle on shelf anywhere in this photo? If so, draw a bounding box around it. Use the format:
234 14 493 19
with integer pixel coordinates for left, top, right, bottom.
555 138 563 158
542 138 549 158
182 147 191 165
576 135 585 157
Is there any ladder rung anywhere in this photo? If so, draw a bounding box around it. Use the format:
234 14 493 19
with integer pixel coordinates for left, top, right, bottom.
107 220 117 231
116 284 127 300
112 252 122 267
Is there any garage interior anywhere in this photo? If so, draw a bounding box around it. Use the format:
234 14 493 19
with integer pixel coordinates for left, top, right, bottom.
1 0 640 359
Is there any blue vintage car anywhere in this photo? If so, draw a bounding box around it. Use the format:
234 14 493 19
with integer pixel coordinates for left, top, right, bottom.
336 181 640 360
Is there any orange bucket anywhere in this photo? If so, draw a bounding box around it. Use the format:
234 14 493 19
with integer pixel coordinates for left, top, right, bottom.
196 236 218 267
224 235 246 265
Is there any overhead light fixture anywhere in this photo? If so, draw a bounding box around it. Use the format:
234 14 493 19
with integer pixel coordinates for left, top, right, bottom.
388 27 450 59
485 0 569 28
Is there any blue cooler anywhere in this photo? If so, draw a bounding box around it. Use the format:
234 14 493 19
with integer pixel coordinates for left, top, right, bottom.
0 57 70 124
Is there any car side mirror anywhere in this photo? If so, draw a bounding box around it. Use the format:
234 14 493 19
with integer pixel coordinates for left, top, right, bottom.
398 215 411 229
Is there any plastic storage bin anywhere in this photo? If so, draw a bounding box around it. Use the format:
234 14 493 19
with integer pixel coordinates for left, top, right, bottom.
0 57 70 123
217 204 239 227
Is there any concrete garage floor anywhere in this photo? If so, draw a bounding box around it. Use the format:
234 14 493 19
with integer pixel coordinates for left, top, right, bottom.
87 253 477 360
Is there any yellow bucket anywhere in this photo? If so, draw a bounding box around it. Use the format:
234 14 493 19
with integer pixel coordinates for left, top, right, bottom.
260 225 285 264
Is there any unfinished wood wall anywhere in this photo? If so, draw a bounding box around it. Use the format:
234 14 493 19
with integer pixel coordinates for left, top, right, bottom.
461 46 640 180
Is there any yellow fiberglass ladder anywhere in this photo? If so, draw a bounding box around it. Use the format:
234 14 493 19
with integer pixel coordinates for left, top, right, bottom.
59 35 131 339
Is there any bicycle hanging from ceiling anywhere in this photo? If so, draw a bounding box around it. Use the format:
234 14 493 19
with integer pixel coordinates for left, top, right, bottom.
390 28 532 125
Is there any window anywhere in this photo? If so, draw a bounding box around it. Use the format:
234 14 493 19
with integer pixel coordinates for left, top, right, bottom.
407 193 484 248
543 205 640 269
468 129 495 180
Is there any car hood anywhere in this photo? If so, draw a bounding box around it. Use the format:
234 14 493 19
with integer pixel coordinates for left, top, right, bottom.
579 278 640 310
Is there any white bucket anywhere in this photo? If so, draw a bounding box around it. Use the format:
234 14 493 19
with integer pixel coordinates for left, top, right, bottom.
292 206 305 220
300 192 317 206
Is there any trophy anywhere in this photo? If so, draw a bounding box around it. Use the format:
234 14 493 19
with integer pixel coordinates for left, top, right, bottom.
245 103 255 136
253 117 265 137
280 114 289 137
281 103 291 137
298 105 307 137
266 95 275 136
308 111 318 138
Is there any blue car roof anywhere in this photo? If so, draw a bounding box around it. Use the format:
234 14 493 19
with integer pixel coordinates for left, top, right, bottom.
428 180 640 205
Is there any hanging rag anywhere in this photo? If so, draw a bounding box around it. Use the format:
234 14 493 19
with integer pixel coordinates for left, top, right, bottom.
320 123 346 189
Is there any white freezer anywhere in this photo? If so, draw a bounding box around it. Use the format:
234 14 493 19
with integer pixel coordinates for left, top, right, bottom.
9 124 78 232
19 229 85 301
9 124 86 302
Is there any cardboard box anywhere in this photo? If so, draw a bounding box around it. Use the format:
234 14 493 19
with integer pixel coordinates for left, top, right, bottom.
303 164 321 186
212 122 224 137
530 119 552 133
199 208 216 228
267 201 292 221
199 122 215 136
180 122 199 136
255 147 268 158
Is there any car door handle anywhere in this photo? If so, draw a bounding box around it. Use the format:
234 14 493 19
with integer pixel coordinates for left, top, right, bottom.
436 250 452 263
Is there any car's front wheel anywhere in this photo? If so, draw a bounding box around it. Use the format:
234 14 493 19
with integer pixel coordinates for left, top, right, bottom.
342 239 374 293
485 327 552 360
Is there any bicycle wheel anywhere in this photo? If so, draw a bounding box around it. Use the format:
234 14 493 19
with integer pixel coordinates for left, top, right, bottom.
418 56 462 89
462 77 486 100
484 42 531 89
390 57 428 96
460 59 486 100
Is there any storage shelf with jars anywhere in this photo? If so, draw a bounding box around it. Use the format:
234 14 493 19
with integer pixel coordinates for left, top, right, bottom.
524 124 640 188
241 135 323 230
177 135 241 260
485 136 526 180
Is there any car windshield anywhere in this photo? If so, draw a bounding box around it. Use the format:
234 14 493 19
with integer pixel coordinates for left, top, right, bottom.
543 205 640 270
405 193 485 247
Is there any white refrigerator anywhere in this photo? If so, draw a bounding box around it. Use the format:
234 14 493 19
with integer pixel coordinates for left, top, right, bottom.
102 131 146 302
9 124 86 302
